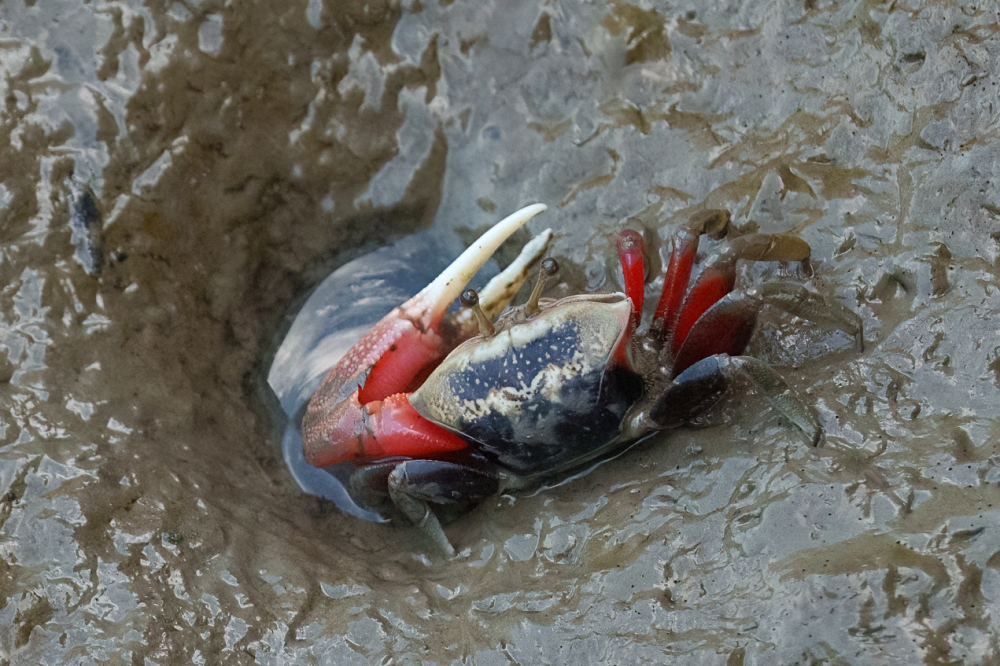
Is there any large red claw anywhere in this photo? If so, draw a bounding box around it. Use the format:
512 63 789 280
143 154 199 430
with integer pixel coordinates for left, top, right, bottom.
301 204 549 468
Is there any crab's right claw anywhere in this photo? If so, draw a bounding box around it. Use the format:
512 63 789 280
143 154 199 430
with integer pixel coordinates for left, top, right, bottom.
302 204 549 468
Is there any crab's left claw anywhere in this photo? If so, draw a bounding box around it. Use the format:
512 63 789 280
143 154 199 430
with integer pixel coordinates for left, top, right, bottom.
302 204 549 468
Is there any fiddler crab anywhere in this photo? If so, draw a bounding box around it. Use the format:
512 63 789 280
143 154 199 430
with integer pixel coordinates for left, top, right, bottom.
301 204 862 554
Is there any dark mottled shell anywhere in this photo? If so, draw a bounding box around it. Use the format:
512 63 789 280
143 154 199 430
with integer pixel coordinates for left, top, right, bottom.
410 297 642 477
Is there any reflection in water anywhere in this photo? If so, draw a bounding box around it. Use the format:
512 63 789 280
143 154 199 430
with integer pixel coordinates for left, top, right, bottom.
1 0 1000 663
268 229 465 519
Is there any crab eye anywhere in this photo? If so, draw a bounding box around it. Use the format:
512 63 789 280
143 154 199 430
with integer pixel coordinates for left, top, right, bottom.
460 289 480 308
541 257 558 276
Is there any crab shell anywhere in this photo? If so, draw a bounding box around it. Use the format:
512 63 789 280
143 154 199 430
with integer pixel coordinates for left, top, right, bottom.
409 293 644 476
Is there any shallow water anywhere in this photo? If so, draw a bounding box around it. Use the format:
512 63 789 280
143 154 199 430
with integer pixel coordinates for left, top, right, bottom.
1 0 999 664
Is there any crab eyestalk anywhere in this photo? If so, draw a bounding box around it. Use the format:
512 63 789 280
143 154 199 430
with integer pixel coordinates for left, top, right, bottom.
464 228 554 324
524 257 559 316
461 289 495 337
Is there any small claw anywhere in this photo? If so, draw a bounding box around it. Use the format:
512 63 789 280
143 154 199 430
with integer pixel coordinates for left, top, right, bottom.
404 204 549 328
456 225 554 325
354 204 548 404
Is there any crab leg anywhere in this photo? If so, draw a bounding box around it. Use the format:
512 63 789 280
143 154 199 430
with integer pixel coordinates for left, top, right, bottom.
671 282 864 376
670 292 757 376
756 282 864 350
302 204 549 468
669 232 812 356
669 255 739 356
653 210 731 335
616 230 647 331
650 354 822 445
387 460 502 556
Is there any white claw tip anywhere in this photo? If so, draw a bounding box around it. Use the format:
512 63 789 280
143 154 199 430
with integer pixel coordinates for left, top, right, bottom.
408 204 550 322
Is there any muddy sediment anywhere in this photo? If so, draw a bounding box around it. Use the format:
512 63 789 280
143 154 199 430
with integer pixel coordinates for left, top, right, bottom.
1 0 999 663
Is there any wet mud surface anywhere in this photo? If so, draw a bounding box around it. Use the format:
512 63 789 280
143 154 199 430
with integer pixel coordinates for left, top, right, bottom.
1 0 1000 664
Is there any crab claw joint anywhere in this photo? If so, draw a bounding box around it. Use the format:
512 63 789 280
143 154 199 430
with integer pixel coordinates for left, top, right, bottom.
302 204 549 468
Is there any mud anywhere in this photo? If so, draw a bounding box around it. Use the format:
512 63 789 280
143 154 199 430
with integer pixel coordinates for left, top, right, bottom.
1 0 999 664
